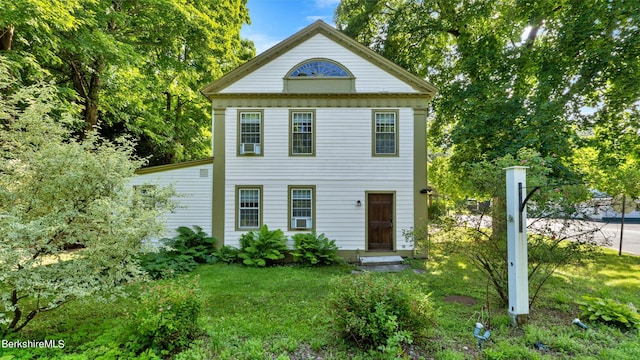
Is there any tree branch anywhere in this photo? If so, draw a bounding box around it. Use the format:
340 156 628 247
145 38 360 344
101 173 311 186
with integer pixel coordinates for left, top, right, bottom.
70 60 88 99
525 26 540 48
1 26 14 51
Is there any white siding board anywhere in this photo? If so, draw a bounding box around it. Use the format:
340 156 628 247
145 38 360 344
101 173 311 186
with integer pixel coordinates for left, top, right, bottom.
223 107 416 250
223 181 414 250
220 34 418 94
130 164 213 245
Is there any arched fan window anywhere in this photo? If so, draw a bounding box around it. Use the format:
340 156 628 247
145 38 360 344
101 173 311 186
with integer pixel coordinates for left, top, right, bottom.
284 58 355 93
289 60 350 77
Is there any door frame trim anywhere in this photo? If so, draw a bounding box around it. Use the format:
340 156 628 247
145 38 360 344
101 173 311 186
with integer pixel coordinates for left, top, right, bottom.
365 191 396 251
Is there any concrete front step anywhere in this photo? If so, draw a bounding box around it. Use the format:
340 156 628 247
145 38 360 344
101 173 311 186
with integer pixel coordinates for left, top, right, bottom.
358 255 404 266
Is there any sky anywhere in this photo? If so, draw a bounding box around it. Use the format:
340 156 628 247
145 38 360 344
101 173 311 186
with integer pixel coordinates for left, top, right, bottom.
241 0 341 54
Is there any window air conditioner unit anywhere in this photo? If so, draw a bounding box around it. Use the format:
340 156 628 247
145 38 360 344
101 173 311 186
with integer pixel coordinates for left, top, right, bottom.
240 143 261 154
291 217 312 229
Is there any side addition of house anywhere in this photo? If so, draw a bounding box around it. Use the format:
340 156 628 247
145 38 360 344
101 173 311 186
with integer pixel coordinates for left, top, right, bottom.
130 158 214 244
200 20 437 261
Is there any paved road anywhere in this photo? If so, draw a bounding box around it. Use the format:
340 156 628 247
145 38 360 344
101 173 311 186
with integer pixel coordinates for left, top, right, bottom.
596 222 640 255
456 215 640 256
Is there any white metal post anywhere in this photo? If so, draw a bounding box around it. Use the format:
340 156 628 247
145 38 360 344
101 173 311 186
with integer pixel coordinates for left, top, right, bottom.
504 166 529 325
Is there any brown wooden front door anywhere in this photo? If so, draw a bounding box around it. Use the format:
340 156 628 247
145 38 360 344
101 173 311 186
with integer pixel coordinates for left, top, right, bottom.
367 193 393 251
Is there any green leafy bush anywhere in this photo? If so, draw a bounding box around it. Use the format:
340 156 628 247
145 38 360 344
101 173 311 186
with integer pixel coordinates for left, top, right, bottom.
139 251 198 279
577 296 640 330
328 273 436 352
129 276 203 357
237 225 288 267
139 226 217 279
291 232 340 266
165 226 217 264
214 245 241 264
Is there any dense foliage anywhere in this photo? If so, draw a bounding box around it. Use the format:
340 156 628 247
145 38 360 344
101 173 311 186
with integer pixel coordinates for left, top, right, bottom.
336 0 640 204
0 60 174 335
577 296 640 331
139 226 218 279
214 245 241 264
328 273 436 354
1 0 254 165
129 277 203 356
291 232 341 266
426 149 606 306
237 225 289 267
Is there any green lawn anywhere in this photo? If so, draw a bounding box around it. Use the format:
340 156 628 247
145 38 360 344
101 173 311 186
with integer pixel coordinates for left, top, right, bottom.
2 248 639 359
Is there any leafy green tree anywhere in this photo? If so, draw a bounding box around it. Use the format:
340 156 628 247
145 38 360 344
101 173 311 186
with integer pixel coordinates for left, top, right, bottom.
337 0 640 248
335 0 640 192
428 149 604 306
573 116 639 254
0 59 174 334
574 113 640 201
1 0 254 165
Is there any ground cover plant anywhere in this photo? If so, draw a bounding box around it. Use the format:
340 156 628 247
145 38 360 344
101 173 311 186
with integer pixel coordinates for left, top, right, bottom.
291 232 340 266
237 225 288 267
1 244 638 359
138 226 217 279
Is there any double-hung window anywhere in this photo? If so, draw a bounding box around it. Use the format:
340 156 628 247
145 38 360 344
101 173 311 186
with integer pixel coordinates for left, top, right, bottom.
373 111 398 156
289 186 315 230
237 186 262 229
290 111 315 156
239 111 263 155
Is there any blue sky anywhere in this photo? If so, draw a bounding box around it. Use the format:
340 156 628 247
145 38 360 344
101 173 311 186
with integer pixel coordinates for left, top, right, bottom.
241 0 341 54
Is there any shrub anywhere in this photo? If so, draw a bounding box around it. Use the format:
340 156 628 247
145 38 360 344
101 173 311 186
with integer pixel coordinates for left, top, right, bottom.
426 149 605 308
139 226 217 279
165 226 217 264
214 245 241 264
577 296 640 330
291 232 340 266
328 273 436 352
237 225 288 267
129 276 203 357
139 251 198 279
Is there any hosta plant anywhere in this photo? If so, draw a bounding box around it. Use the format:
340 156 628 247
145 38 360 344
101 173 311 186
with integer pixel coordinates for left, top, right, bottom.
577 296 640 330
292 232 340 266
139 226 217 279
237 225 288 266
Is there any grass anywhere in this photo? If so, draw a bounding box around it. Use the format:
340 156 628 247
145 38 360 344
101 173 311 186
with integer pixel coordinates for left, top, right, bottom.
2 247 639 359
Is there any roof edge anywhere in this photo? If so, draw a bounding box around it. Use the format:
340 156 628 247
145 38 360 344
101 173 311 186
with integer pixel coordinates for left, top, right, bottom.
200 20 437 99
135 157 214 175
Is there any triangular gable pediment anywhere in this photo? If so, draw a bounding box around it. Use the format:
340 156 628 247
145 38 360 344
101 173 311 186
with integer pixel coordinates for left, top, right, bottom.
201 20 437 99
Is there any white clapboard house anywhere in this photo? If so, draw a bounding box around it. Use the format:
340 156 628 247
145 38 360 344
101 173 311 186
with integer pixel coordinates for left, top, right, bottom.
133 20 437 260
129 158 214 244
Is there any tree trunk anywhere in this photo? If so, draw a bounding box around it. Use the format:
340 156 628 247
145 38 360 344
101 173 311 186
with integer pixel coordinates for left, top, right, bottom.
84 60 103 132
71 59 104 135
7 289 22 333
491 196 506 241
1 25 14 51
84 98 99 132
